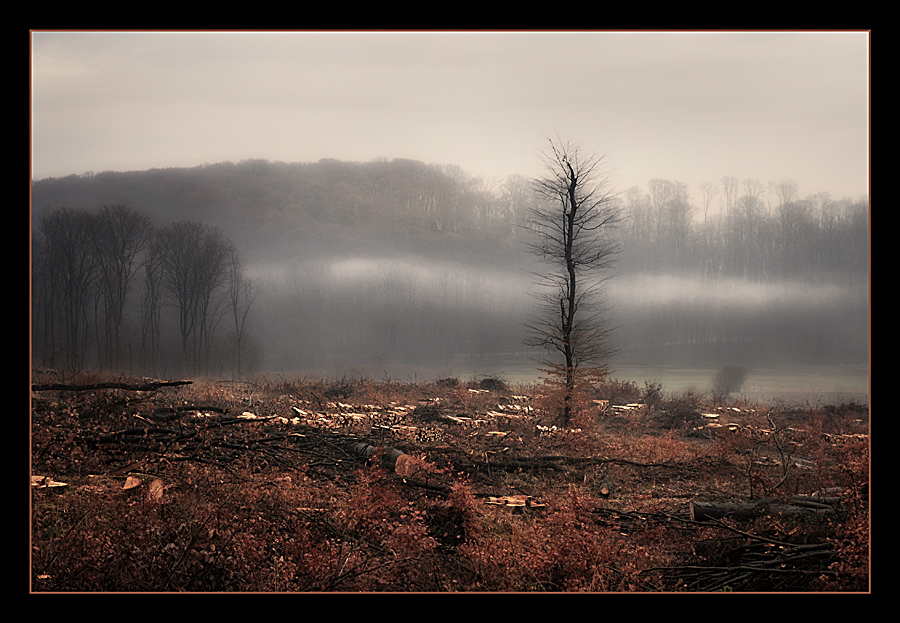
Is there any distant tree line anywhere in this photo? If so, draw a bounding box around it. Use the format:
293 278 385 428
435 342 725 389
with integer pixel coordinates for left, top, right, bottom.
32 204 257 377
32 161 868 284
30 161 869 377
620 176 868 281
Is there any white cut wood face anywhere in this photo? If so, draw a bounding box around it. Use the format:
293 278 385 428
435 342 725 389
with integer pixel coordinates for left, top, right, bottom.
32 475 68 488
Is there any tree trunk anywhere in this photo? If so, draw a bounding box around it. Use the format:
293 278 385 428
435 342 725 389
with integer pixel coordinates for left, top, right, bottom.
690 495 842 521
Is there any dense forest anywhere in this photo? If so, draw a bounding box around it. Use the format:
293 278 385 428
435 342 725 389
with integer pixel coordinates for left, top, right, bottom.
30 158 869 380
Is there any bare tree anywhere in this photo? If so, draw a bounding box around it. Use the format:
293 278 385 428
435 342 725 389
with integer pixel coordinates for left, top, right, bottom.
772 178 799 209
89 204 151 370
524 137 623 423
35 208 99 371
721 175 739 217
646 178 692 260
499 173 536 239
741 178 765 212
158 221 232 375
226 248 259 377
735 178 766 278
139 228 165 376
699 181 720 228
32 228 57 368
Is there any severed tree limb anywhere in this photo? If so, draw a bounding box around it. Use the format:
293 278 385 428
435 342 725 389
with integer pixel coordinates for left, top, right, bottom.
32 380 193 392
766 414 790 492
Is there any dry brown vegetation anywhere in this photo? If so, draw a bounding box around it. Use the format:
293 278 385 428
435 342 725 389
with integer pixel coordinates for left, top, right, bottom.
30 368 869 593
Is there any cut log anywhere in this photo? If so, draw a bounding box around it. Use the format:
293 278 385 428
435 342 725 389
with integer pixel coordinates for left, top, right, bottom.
31 475 68 489
485 495 547 512
690 495 840 522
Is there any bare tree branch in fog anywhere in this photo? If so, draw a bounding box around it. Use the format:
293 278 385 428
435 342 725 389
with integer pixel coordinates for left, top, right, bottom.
699 181 719 228
226 248 259 378
773 179 799 208
139 229 165 376
158 221 233 375
89 204 151 370
524 136 623 423
34 208 99 371
721 175 739 217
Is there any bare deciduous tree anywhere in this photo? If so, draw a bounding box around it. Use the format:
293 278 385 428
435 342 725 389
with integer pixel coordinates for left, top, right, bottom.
226 248 259 377
647 178 692 259
699 181 719 227
158 221 232 375
89 204 151 369
524 137 623 423
772 178 799 209
139 228 165 375
35 208 99 371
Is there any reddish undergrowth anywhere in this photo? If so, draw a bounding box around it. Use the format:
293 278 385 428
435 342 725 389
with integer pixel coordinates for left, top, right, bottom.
30 370 869 592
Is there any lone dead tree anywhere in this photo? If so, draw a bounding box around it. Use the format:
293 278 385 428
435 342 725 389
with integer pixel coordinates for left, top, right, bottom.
524 137 623 423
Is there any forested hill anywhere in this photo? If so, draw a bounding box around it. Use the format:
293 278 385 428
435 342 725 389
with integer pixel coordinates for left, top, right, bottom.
32 157 869 285
30 158 529 269
31 157 869 378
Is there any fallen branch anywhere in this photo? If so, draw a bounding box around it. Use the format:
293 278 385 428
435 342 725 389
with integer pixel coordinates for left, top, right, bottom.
474 454 695 473
32 380 193 392
613 511 842 591
656 540 838 592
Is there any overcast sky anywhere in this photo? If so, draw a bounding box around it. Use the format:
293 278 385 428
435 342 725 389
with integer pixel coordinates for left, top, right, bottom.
31 30 870 206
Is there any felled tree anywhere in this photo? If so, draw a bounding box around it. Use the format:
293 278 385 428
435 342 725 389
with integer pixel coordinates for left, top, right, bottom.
524 137 623 423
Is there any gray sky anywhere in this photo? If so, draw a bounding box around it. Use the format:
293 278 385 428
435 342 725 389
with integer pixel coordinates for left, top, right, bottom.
31 30 870 206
